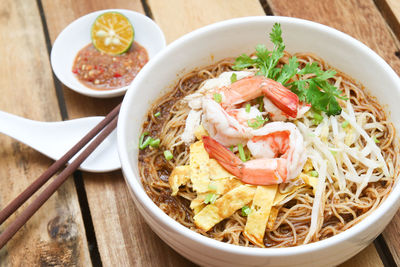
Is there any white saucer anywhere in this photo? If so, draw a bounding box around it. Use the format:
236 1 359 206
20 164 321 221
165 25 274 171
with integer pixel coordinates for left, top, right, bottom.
51 9 166 98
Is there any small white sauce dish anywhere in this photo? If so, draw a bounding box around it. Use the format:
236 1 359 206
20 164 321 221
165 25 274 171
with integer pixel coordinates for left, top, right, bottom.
51 9 166 98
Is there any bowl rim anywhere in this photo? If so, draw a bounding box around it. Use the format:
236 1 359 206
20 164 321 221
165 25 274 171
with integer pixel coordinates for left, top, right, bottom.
118 15 400 256
50 8 166 98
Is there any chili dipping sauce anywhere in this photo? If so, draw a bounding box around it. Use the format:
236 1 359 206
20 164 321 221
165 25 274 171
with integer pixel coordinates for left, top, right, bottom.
72 41 148 90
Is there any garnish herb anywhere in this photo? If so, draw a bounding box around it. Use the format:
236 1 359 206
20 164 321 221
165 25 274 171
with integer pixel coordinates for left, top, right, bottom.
149 138 160 148
241 205 251 216
229 145 234 152
233 23 284 78
245 103 251 113
208 184 218 191
204 193 218 204
311 110 323 125
247 115 268 129
164 150 173 160
213 93 222 103
230 73 237 83
257 96 264 112
140 137 152 150
139 132 160 150
139 132 149 149
373 136 380 143
309 170 319 177
341 121 349 128
233 23 346 116
154 112 161 117
237 143 247 162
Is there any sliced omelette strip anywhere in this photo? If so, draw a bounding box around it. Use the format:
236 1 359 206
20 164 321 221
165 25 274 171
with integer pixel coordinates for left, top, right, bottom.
169 165 191 196
190 178 243 214
266 206 279 230
194 185 256 231
190 141 210 193
244 185 278 247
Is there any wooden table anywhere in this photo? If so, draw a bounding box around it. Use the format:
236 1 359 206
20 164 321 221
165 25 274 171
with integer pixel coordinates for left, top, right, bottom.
0 0 399 266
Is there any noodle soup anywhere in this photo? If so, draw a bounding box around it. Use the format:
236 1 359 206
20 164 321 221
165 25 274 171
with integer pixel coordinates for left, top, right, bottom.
138 51 398 247
118 17 400 266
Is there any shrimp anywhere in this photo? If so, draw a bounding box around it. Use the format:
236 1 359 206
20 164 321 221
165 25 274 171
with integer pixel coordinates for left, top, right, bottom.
202 98 253 146
202 75 299 146
218 75 299 117
263 97 311 121
202 122 306 185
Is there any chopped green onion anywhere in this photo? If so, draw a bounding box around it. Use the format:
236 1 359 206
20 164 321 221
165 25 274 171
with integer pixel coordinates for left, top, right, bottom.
237 143 247 162
139 136 152 150
247 115 268 129
312 110 323 125
154 112 161 117
208 184 217 191
341 121 349 128
245 103 251 113
257 96 264 112
330 150 337 156
229 145 234 152
204 193 218 204
373 136 380 143
241 205 251 216
213 93 222 103
139 132 149 149
164 150 173 160
309 170 319 177
230 73 237 83
149 138 160 148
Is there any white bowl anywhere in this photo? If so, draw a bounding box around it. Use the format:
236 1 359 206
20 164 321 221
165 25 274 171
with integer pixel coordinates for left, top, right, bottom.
118 16 400 266
51 9 166 98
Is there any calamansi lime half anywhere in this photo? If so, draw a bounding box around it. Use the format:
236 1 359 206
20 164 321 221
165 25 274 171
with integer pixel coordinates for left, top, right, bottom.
91 12 134 55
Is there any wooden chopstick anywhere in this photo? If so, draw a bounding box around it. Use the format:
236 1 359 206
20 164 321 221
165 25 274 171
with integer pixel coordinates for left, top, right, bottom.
0 104 120 249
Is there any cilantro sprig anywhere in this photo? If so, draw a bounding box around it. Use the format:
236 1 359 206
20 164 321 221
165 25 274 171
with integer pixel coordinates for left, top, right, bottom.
233 23 346 116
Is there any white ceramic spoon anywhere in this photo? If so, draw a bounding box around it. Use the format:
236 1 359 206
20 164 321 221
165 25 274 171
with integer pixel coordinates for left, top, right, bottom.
0 110 120 172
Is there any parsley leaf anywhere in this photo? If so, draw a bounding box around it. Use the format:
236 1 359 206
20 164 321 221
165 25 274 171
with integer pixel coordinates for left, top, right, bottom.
276 56 299 84
232 23 346 117
233 23 284 79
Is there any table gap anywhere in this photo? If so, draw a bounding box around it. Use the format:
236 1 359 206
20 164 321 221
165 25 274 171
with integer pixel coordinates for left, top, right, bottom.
73 172 103 267
35 1 103 265
36 0 68 121
374 0 400 50
374 235 397 267
141 0 154 19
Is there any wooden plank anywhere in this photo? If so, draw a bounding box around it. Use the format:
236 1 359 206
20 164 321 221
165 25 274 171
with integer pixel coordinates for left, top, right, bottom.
41 0 193 266
148 0 265 43
340 244 383 267
267 0 400 265
375 0 400 42
0 0 91 265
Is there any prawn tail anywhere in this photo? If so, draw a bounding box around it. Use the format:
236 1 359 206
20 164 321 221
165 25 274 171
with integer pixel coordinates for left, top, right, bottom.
202 136 242 177
261 78 299 118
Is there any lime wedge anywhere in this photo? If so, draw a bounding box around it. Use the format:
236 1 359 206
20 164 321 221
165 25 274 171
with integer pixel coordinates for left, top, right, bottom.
91 12 134 55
